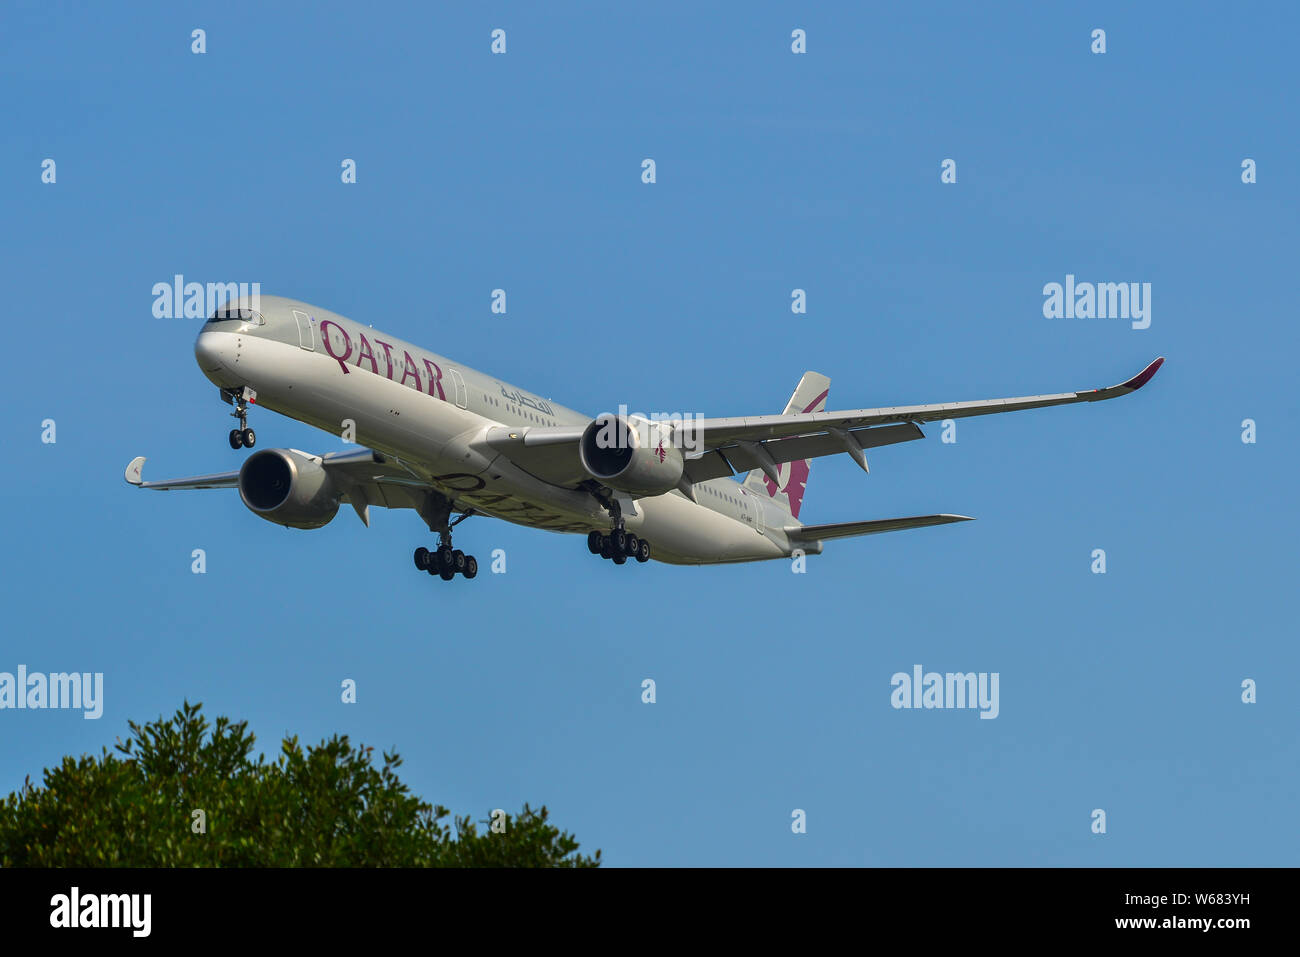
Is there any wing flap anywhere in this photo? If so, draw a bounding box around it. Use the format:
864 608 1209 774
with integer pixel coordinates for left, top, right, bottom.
682 421 925 482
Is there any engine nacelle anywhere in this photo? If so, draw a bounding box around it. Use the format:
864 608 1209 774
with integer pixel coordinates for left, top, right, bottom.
579 414 684 496
238 449 340 529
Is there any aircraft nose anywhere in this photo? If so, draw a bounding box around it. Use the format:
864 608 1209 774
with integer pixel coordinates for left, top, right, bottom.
194 330 228 369
194 330 240 388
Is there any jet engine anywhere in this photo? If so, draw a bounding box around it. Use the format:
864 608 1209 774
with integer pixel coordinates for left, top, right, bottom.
579 413 684 496
238 449 340 529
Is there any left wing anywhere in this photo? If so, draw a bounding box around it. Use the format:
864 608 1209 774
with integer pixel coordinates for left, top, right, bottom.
480 357 1165 488
675 357 1164 450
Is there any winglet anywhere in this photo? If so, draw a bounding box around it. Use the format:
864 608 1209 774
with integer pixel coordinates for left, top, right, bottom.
125 456 146 486
1120 356 1164 392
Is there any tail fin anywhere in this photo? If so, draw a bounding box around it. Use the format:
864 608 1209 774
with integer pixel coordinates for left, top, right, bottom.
741 371 830 519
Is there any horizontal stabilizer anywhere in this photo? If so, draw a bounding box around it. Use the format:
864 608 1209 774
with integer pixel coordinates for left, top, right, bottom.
786 513 974 543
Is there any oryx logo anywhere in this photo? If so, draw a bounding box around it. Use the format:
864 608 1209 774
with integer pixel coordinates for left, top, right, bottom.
759 388 826 519
762 459 811 516
655 440 667 463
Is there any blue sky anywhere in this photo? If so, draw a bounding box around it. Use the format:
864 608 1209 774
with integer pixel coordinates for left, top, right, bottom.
2 1 1296 865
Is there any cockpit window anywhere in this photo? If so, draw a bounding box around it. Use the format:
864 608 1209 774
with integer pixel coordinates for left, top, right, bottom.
207 307 264 325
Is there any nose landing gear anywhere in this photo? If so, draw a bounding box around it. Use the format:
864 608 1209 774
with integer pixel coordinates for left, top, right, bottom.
222 387 257 449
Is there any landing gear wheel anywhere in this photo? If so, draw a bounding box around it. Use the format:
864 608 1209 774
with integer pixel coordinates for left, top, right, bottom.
587 531 603 554
437 545 454 570
241 428 256 448
611 529 627 554
463 555 478 579
439 566 455 581
452 549 466 572
229 429 242 449
612 551 627 565
599 536 612 559
414 547 430 570
636 540 651 563
625 535 639 558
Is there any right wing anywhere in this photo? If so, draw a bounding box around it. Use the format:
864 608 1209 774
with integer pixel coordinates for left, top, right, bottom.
124 448 442 526
124 456 238 490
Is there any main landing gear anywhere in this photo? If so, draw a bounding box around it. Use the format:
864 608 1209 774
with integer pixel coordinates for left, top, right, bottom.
588 529 650 564
223 388 256 449
413 508 478 581
585 488 650 565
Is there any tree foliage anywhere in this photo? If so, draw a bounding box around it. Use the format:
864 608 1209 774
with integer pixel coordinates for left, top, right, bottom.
0 702 599 867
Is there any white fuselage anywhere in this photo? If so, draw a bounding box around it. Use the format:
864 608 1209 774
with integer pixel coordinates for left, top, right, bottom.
194 297 796 564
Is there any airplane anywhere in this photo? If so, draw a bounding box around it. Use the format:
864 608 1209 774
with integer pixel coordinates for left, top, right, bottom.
124 295 1164 580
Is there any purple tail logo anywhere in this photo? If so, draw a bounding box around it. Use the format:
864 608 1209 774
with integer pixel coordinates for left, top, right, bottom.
760 388 827 519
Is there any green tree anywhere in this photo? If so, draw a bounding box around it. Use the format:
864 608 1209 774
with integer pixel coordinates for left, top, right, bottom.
0 702 599 867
